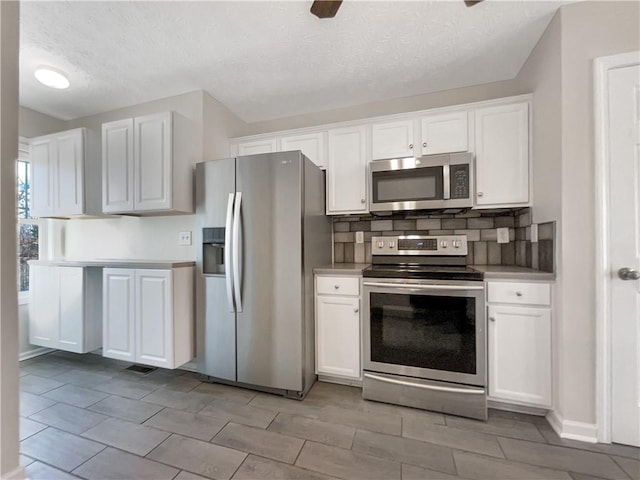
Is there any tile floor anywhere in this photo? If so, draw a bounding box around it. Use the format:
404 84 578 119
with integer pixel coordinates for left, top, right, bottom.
18 351 639 480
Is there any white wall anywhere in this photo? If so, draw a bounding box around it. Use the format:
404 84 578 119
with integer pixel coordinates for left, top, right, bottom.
557 0 640 427
0 1 22 477
242 78 528 135
19 105 68 138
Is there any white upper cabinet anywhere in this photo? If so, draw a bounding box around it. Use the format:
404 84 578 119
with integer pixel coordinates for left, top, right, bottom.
102 111 194 215
327 125 368 215
236 138 277 156
421 111 468 155
474 102 529 207
102 119 134 213
135 113 172 211
280 132 326 169
371 119 415 160
30 128 99 218
30 137 56 218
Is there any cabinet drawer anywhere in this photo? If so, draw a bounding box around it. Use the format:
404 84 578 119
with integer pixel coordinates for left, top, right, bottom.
316 276 360 296
487 282 550 306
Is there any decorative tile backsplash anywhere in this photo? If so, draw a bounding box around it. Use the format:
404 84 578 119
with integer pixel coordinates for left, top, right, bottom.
332 207 555 272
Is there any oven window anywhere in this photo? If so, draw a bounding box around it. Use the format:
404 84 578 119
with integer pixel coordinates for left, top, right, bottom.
372 167 443 203
370 293 476 374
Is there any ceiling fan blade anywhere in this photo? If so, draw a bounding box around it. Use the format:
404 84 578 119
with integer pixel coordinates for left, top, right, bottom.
464 0 484 6
310 0 343 19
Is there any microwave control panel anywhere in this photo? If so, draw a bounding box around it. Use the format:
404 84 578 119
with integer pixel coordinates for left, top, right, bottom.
371 235 468 256
449 164 470 199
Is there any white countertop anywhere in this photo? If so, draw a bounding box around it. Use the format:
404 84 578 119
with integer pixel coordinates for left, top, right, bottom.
29 259 195 269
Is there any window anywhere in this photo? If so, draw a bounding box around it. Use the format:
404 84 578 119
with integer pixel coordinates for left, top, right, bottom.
17 140 39 295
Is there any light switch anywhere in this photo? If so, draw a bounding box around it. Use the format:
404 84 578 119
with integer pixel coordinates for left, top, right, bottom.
179 231 192 246
530 223 538 243
355 231 364 244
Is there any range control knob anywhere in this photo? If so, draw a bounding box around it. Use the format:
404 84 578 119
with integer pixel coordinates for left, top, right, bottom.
453 240 461 249
440 240 448 248
388 241 395 248
376 241 385 248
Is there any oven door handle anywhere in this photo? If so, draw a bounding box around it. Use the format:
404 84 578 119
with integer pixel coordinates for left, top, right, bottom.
364 373 485 394
363 282 484 291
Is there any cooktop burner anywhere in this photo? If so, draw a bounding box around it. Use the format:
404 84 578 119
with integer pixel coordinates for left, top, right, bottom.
363 264 483 281
367 235 483 281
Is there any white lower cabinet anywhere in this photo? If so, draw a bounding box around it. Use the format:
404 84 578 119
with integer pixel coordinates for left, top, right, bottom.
103 267 193 369
315 275 361 381
29 265 102 354
487 281 552 408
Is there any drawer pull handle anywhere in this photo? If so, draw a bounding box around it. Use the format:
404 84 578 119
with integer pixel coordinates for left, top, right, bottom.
515 291 523 297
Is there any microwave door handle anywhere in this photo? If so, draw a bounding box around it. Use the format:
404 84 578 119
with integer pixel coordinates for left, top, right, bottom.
225 193 235 313
443 164 450 200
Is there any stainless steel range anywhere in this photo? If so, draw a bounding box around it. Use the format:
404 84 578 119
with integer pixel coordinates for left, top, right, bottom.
362 235 487 420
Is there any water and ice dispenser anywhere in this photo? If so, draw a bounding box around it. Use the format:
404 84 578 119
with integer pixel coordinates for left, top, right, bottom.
202 227 225 275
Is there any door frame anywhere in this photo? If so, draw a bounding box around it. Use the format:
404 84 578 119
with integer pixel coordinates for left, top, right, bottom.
594 50 640 444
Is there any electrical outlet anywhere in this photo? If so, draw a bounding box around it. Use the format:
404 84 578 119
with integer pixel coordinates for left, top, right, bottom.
496 227 510 244
179 231 192 246
530 223 539 243
355 231 364 244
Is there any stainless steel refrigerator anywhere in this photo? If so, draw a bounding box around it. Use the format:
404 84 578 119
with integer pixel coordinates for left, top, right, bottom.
195 151 331 398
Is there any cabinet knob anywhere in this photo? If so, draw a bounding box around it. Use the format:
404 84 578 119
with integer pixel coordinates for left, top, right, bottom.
516 291 523 297
477 192 484 197
423 142 427 148
489 317 495 322
334 284 340 290
409 144 413 149
361 198 366 204
354 307 359 313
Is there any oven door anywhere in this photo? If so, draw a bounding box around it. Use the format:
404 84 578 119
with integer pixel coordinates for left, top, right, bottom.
363 278 486 387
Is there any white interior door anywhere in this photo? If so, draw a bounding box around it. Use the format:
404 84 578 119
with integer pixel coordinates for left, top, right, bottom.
609 61 640 447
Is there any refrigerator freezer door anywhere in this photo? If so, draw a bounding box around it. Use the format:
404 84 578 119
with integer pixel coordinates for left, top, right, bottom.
195 158 237 381
235 152 304 392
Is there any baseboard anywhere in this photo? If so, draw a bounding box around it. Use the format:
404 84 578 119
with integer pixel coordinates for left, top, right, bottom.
547 410 598 443
2 465 25 480
318 375 363 387
19 347 54 362
487 399 548 416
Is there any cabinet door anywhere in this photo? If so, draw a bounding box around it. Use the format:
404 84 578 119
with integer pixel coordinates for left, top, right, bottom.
102 119 134 213
316 295 360 379
280 132 326 169
103 268 135 362
55 129 84 216
237 138 277 156
58 267 85 353
28 265 59 348
136 269 173 368
30 136 55 218
371 119 415 160
327 126 368 214
421 111 468 155
135 112 172 211
488 305 551 406
474 103 529 206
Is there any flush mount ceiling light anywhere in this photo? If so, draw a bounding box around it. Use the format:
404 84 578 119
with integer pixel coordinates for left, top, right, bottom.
34 66 70 89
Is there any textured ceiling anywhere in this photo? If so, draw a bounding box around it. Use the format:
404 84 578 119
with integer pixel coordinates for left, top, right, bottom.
20 1 570 123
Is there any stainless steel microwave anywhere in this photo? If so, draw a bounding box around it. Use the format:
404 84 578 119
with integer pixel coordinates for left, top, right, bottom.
369 152 474 213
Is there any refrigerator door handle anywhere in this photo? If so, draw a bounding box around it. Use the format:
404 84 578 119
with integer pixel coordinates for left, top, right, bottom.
225 193 235 313
232 191 243 312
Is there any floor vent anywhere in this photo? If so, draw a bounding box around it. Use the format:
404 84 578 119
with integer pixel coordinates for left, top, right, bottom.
125 364 157 374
